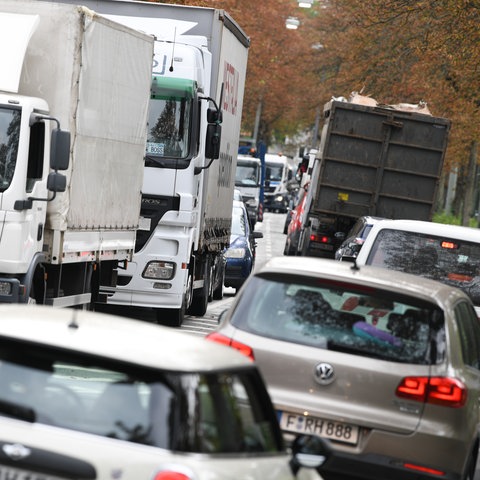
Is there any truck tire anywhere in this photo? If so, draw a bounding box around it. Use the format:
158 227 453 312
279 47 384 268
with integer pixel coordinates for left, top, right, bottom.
188 262 210 316
158 305 185 328
212 261 225 300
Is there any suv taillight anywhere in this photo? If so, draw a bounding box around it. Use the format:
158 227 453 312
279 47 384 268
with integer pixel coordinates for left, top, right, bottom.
205 332 255 361
396 376 466 408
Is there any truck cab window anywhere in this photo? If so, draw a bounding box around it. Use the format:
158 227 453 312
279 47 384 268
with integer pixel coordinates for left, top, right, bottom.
26 121 45 192
0 107 21 193
146 77 194 168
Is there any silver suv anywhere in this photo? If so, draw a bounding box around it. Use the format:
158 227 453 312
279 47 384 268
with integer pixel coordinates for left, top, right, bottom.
208 256 480 480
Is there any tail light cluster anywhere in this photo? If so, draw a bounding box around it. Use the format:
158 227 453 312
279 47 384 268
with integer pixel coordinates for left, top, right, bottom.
205 332 255 361
309 234 330 244
396 376 467 408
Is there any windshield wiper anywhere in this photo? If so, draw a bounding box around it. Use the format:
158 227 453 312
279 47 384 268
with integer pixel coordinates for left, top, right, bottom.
327 340 392 360
0 398 36 422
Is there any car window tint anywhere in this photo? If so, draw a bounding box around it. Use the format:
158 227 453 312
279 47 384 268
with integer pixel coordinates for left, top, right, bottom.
231 205 247 236
0 341 283 454
454 301 480 369
367 229 480 305
231 276 445 365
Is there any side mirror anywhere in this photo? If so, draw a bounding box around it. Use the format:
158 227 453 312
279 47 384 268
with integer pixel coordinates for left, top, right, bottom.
50 129 70 171
47 172 67 192
205 123 222 159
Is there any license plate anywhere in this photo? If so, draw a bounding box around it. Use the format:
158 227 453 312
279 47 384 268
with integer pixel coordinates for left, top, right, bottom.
311 243 334 251
277 411 359 445
0 465 65 480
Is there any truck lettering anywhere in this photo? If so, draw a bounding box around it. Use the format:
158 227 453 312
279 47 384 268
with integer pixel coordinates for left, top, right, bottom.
218 151 233 188
223 61 239 116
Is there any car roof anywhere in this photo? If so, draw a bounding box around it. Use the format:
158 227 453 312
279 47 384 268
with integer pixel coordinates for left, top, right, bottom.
256 256 469 308
362 218 480 240
0 305 252 371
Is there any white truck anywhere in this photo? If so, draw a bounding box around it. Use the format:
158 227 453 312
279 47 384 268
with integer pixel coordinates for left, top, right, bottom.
264 153 296 213
0 0 153 307
47 0 250 326
235 154 262 227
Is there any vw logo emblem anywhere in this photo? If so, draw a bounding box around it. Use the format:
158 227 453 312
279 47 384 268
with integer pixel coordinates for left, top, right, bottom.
314 362 335 385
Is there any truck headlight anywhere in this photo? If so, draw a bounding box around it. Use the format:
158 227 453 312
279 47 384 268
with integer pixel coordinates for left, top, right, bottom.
0 281 12 295
142 261 175 280
225 248 246 259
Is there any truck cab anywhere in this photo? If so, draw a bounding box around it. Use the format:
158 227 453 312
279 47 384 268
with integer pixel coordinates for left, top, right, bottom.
234 154 261 227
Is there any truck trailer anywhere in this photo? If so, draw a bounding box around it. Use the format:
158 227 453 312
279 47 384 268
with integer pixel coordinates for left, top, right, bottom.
296 94 450 258
0 0 153 306
45 0 250 326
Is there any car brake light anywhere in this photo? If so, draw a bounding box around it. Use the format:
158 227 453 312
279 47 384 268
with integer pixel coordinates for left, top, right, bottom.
154 472 191 480
310 234 329 243
396 377 466 408
205 332 255 361
448 272 473 282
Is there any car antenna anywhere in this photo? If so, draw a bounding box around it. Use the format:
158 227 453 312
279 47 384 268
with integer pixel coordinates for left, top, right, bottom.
68 310 80 330
169 27 177 72
350 259 360 271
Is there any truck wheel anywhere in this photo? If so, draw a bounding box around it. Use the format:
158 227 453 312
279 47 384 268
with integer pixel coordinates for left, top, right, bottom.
158 305 185 328
188 264 210 316
212 262 225 300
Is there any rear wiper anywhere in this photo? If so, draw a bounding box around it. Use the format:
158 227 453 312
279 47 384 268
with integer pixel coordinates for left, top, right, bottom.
0 398 36 422
327 341 391 360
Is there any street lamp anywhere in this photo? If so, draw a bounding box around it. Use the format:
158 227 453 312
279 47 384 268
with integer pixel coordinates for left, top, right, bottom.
285 17 300 29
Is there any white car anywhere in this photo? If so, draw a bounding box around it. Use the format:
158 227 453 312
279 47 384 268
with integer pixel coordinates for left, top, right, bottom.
355 219 480 314
0 305 327 480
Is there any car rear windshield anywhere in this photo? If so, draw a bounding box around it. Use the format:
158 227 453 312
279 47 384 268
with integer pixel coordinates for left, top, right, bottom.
366 229 480 305
231 275 445 365
0 340 284 454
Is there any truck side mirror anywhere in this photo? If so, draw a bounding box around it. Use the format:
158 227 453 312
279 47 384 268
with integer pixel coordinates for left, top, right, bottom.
205 123 222 159
50 129 70 171
47 172 67 192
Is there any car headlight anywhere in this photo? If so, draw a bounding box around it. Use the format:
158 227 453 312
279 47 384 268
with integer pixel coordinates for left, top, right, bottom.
225 248 246 259
275 195 284 202
142 261 175 280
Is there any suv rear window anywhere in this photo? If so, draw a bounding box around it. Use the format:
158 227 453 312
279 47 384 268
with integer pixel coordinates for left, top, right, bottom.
231 275 445 365
0 340 283 454
366 229 480 305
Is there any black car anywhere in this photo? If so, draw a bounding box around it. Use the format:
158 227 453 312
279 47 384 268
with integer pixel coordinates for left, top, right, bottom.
335 216 385 261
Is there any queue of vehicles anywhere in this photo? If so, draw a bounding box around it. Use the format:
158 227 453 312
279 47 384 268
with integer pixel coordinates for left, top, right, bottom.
1 0 477 477
40 0 250 327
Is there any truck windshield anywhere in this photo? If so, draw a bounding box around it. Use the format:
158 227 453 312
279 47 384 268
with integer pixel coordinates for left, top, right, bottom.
236 162 259 186
0 107 20 192
146 77 194 168
266 164 283 182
